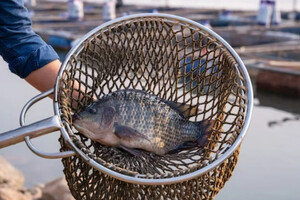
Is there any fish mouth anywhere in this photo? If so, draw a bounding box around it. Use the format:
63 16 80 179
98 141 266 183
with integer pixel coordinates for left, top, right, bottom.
73 123 97 139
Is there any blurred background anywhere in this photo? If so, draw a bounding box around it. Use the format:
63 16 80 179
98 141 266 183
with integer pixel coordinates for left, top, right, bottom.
0 0 300 199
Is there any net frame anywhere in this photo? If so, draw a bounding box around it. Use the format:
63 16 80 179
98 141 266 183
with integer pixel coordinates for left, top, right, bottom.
53 13 253 199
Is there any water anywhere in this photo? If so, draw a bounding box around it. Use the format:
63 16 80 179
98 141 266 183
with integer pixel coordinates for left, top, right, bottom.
252 50 300 61
216 91 300 200
0 56 299 199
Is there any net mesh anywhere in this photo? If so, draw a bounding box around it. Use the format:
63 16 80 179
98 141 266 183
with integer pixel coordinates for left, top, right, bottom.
57 16 248 199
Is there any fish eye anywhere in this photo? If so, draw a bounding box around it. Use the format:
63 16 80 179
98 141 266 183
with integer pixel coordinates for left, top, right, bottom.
88 108 97 114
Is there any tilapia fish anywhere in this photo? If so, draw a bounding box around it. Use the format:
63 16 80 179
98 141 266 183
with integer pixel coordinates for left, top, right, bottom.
72 89 214 156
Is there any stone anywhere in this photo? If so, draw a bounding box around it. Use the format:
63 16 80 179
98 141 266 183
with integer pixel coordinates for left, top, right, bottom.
29 184 44 200
0 187 32 200
41 177 74 200
0 156 24 189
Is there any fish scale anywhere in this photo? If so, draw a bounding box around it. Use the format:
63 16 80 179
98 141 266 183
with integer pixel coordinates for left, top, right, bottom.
73 89 213 155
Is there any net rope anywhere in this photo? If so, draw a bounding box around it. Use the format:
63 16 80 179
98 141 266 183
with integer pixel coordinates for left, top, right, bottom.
58 16 248 199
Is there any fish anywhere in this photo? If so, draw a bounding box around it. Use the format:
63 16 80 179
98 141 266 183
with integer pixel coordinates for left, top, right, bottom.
72 89 214 156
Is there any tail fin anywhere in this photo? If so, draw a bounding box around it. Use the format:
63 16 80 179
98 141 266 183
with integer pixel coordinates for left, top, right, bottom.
194 120 215 147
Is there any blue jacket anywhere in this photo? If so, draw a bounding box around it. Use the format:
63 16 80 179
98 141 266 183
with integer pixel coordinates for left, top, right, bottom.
0 0 59 78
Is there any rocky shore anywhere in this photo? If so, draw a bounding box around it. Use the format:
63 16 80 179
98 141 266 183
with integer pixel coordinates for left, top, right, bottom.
0 156 74 200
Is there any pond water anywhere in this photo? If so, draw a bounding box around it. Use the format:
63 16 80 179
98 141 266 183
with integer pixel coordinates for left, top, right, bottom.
252 50 300 61
0 57 299 199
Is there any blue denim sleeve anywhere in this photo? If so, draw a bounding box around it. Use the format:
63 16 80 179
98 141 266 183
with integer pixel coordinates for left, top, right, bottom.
0 0 60 78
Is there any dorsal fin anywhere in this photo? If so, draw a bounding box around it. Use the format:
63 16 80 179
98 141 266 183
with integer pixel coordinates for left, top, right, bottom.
163 100 199 119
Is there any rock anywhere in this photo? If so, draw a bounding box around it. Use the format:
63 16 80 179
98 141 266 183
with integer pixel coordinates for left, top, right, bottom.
0 187 32 200
0 156 24 189
29 184 44 200
41 177 74 200
0 157 74 200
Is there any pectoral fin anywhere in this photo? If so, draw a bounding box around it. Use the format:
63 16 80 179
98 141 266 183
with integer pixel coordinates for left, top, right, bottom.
114 123 148 140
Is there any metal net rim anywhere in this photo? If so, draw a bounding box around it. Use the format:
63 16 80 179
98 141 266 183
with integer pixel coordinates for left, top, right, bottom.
53 13 254 185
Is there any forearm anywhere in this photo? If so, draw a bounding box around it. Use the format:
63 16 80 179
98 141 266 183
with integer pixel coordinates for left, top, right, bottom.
25 59 61 92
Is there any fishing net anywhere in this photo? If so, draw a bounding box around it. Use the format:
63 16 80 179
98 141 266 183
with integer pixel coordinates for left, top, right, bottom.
57 14 251 199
